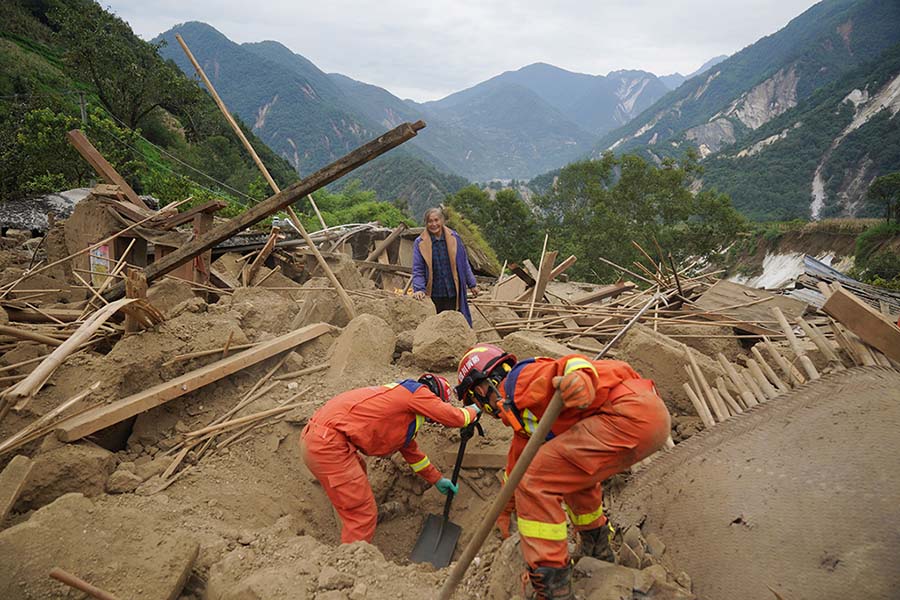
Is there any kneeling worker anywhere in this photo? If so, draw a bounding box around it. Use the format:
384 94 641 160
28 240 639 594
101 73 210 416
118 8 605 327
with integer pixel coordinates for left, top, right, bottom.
300 374 479 543
456 345 671 600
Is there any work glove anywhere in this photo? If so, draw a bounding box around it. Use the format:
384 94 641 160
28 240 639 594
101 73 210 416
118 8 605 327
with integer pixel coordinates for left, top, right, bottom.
435 478 458 495
553 371 595 409
471 403 482 416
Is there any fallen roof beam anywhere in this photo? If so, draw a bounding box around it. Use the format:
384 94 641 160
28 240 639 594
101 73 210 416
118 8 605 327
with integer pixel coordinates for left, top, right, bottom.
156 200 228 230
101 121 424 302
67 130 150 211
823 287 900 363
56 323 332 442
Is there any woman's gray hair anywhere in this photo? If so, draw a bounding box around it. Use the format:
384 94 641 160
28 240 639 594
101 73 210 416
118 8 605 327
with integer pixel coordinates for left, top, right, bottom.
423 207 445 225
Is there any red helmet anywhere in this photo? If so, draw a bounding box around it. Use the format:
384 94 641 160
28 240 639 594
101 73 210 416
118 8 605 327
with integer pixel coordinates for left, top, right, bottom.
456 344 516 402
418 373 453 403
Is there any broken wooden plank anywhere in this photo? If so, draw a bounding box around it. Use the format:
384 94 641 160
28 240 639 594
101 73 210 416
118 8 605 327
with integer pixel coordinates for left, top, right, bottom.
156 200 228 230
0 454 33 523
823 288 900 363
692 280 807 335
66 130 150 211
507 263 536 288
440 448 507 470
547 255 577 281
772 307 819 380
0 325 63 347
572 282 637 305
243 226 281 286
4 306 84 323
100 121 424 302
56 323 331 442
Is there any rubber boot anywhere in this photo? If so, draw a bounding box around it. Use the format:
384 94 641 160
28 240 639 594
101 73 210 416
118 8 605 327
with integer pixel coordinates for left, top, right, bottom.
526 563 574 600
580 523 614 562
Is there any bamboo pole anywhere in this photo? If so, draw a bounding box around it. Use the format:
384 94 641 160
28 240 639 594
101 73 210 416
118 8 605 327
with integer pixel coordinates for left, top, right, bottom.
175 34 356 321
771 307 819 380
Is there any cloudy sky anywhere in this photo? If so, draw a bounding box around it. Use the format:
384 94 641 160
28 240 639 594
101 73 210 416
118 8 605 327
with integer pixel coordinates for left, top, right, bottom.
106 0 820 102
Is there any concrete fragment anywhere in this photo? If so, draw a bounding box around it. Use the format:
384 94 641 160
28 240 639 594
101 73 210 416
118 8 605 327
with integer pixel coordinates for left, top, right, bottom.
328 314 396 379
412 311 477 370
503 330 573 359
16 442 115 511
0 493 199 600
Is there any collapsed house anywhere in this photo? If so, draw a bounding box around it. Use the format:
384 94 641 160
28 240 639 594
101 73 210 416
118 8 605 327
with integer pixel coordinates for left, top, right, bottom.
0 119 898 600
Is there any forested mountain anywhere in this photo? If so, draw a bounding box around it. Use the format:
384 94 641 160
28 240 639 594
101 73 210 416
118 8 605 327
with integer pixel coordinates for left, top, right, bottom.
597 0 900 159
703 42 900 220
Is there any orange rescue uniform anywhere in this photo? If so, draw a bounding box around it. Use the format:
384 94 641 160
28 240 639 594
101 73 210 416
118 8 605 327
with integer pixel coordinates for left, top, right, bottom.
300 380 477 543
498 355 670 568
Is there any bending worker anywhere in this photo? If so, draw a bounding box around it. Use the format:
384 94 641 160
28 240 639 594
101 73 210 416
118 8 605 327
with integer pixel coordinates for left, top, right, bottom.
456 345 670 600
300 374 479 544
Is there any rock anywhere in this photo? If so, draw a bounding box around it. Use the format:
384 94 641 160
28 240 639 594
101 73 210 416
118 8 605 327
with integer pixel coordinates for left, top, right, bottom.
16 442 115 511
645 532 667 557
133 456 170 481
675 571 692 591
316 591 349 600
395 329 415 353
356 295 436 334
645 579 696 599
106 469 143 493
317 566 354 591
411 311 477 370
328 314 396 379
348 582 368 600
0 493 199 600
623 525 644 551
0 341 50 375
228 287 299 338
575 556 635 599
147 278 197 318
616 323 725 415
619 541 643 569
292 277 354 330
316 253 368 291
503 330 573 359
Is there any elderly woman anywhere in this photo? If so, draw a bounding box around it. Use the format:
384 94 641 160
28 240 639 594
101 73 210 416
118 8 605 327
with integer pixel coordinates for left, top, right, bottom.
412 207 479 325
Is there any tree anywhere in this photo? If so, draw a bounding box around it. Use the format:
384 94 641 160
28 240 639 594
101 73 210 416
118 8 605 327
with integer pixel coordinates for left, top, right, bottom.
867 172 900 223
447 185 541 263
49 0 191 129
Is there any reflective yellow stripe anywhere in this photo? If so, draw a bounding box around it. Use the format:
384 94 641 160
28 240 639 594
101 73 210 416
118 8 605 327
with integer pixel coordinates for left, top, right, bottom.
462 346 490 360
565 503 604 526
413 414 424 435
459 407 472 427
383 382 398 389
501 471 508 483
517 516 568 541
410 457 431 472
521 409 539 435
564 357 597 376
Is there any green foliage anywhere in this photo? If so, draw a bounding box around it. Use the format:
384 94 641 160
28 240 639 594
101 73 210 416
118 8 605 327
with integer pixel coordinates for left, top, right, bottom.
446 185 541 263
300 183 414 230
867 171 900 222
441 205 501 274
534 153 747 282
855 222 900 264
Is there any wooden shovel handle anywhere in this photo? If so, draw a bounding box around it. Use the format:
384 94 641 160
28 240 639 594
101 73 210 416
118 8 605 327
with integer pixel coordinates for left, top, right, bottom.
49 568 120 600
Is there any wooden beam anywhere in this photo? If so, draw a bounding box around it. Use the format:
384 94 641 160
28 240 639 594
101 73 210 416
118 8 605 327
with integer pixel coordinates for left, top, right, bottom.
156 200 228 230
507 263 536 287
823 288 900 363
440 449 507 470
56 323 331 442
0 454 33 523
124 269 149 334
243 227 281 286
66 130 150 210
572 282 636 305
548 255 577 280
100 120 424 302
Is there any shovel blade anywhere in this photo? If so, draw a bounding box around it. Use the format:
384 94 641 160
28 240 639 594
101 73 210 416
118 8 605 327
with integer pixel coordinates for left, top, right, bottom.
410 513 462 568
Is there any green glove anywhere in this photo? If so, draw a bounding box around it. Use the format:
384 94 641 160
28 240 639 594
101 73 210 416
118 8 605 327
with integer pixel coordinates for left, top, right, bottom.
435 477 458 495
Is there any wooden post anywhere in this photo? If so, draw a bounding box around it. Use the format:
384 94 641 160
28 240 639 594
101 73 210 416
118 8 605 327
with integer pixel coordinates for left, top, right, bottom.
762 336 806 386
771 307 819 380
741 367 768 404
100 121 423 303
49 568 120 600
750 346 789 392
124 269 148 334
717 353 758 408
715 377 743 414
797 318 844 371
747 358 778 399
362 223 407 278
526 235 550 325
683 382 715 427
66 130 149 211
684 347 726 421
243 226 281 286
192 212 214 288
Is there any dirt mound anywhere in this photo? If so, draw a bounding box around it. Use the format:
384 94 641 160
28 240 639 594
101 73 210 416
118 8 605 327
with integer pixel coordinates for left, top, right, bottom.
0 493 199 600
0 341 50 375
659 323 745 363
312 252 371 291
355 294 436 333
1 271 85 304
328 314 396 382
147 277 199 318
412 311 477 371
503 330 573 359
615 324 724 415
15 440 115 512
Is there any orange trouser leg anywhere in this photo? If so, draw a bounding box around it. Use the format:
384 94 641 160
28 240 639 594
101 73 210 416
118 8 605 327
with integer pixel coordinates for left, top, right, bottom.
515 390 670 568
300 422 377 544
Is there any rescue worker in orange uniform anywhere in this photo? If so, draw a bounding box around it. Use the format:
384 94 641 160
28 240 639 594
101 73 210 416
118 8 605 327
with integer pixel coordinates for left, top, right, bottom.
300 374 479 544
456 345 671 600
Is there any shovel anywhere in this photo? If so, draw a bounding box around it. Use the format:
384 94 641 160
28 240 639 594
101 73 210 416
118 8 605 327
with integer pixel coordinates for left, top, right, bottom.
410 420 479 567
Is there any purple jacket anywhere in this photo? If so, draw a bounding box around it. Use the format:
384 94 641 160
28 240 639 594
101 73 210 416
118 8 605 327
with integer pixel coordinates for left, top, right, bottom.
412 227 477 325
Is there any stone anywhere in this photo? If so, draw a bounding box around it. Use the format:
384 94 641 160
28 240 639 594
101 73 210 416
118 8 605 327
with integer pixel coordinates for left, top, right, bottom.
348 582 368 600
291 277 354 330
411 310 477 370
675 571 692 592
328 314 396 379
0 493 199 600
16 442 116 511
645 532 667 557
488 534 528 600
645 579 696 599
619 541 642 569
623 525 644 551
147 277 197 318
316 591 349 600
395 329 415 353
317 566 354 591
575 556 635 600
356 295 436 334
0 341 50 375
503 330 573 359
106 469 143 494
